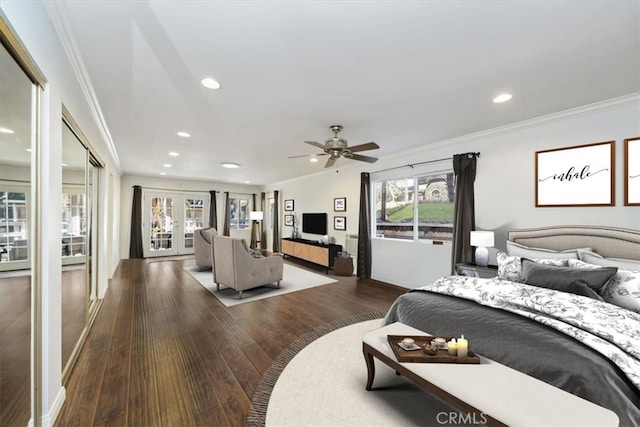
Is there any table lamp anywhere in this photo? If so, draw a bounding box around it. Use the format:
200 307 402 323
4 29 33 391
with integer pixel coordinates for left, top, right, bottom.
249 211 264 248
470 230 494 267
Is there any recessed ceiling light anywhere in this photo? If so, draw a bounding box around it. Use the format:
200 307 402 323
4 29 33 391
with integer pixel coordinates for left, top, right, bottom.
201 77 221 90
0 127 15 134
159 172 167 176
168 151 179 157
493 93 513 103
177 131 191 138
61 163 68 167
221 162 240 169
310 157 319 163
163 163 172 168
244 180 251 184
25 148 32 152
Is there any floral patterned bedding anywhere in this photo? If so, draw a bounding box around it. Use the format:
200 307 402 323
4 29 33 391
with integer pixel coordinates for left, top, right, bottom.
416 275 640 390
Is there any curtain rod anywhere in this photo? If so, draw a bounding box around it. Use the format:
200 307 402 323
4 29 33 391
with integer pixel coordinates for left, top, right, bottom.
370 152 480 174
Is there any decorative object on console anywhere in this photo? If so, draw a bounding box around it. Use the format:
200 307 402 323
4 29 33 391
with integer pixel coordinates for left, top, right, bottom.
535 141 614 207
334 197 346 211
249 211 263 249
625 136 640 206
284 199 294 211
334 216 346 231
288 125 380 168
470 230 494 267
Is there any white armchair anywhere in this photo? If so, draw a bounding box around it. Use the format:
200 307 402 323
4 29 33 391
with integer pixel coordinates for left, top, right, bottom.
213 235 283 299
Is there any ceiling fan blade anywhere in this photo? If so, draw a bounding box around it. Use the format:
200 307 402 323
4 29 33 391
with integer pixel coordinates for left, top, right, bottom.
349 142 379 153
304 140 325 150
288 153 327 159
325 157 337 168
350 153 378 163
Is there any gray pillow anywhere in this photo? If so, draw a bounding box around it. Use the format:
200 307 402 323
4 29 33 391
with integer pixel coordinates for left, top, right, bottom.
521 259 617 298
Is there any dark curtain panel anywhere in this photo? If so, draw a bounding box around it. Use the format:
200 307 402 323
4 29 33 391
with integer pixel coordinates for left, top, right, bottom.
209 190 217 229
273 190 281 253
357 172 372 279
250 193 257 249
223 191 231 236
129 185 144 259
451 153 478 272
261 192 267 249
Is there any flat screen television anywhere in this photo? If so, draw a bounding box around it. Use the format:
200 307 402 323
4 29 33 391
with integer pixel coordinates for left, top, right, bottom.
302 213 327 235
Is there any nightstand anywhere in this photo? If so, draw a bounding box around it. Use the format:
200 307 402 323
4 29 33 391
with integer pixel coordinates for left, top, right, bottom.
455 263 498 278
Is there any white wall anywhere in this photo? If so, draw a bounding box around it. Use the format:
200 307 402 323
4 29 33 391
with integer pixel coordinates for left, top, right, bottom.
1 2 122 425
267 96 640 289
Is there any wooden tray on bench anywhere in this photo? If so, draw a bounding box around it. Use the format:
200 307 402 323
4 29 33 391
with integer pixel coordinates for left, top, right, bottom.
387 334 481 364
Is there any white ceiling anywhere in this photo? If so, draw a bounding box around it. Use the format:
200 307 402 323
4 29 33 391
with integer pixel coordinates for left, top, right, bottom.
54 0 638 185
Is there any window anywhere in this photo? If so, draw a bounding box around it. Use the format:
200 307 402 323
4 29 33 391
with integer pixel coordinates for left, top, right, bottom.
230 197 249 230
0 191 28 261
61 192 86 257
375 172 455 241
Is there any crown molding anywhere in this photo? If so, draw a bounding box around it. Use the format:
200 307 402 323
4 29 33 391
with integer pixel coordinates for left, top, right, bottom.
45 2 121 172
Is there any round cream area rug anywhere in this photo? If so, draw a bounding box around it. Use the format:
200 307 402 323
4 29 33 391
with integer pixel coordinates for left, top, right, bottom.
248 313 462 427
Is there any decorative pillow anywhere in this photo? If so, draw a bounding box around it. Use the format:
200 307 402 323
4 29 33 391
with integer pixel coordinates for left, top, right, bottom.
577 249 640 271
202 227 217 244
496 251 568 283
521 259 617 296
250 249 264 258
569 259 640 313
506 241 591 260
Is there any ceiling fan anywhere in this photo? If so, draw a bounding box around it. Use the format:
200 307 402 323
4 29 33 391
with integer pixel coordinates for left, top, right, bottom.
290 125 379 168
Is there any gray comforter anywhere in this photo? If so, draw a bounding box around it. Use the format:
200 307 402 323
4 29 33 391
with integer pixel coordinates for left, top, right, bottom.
384 277 640 426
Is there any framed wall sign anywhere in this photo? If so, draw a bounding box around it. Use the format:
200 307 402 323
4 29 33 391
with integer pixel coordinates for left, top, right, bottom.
535 141 614 207
334 197 346 212
334 216 346 230
625 137 640 206
284 199 294 211
284 214 294 226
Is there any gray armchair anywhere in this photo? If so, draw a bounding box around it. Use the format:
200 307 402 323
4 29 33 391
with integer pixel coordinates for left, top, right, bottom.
194 227 217 270
213 235 283 299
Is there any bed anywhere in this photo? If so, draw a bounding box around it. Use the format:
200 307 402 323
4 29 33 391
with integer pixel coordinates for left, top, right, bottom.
385 225 640 426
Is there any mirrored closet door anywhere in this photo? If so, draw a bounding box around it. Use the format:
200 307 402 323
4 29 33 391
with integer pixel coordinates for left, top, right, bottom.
61 110 103 381
0 32 37 426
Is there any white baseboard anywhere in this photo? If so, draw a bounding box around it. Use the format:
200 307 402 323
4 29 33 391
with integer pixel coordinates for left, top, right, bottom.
29 386 66 427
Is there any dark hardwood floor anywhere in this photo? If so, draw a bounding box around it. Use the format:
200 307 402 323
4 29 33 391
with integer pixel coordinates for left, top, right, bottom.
55 257 406 426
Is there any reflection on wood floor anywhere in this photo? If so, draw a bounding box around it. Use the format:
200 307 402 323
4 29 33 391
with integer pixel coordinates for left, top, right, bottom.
55 257 405 426
0 270 30 427
0 265 87 426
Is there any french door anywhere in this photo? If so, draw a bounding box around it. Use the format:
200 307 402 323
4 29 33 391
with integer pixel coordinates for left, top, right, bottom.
143 191 208 257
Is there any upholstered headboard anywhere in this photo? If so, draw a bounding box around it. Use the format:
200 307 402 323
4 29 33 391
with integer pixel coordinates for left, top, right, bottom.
508 226 640 260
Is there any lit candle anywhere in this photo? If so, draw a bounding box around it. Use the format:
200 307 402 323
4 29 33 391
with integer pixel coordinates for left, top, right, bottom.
457 335 468 358
447 338 457 356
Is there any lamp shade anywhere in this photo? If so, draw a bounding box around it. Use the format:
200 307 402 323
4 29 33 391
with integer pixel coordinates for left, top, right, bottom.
249 211 264 221
470 231 494 248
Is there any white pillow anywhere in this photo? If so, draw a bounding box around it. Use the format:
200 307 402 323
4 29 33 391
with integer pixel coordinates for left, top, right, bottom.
506 241 591 260
577 249 640 271
497 251 568 283
568 259 640 313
